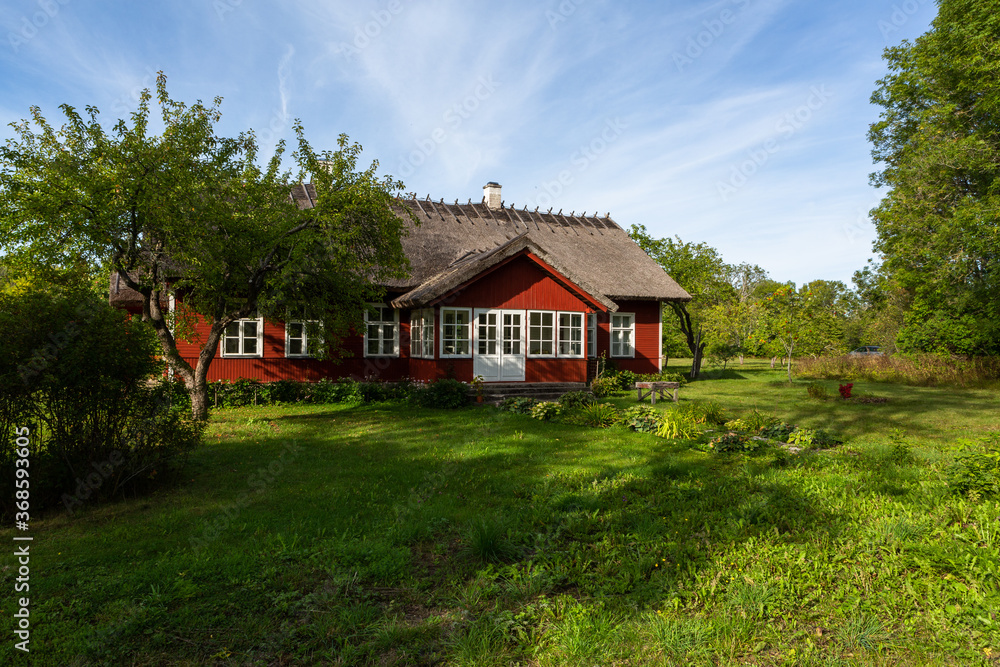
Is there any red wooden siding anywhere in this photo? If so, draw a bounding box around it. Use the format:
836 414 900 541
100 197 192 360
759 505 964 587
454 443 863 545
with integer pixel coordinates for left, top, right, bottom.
443 254 593 312
606 300 662 376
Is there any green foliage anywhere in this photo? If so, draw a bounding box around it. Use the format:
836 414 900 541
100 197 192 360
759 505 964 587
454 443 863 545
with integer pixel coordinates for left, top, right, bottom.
411 379 468 409
786 427 841 450
947 435 1000 498
740 409 780 432
0 288 202 516
806 382 829 400
590 376 618 398
0 74 412 420
558 391 595 409
868 0 1000 355
758 423 795 442
608 370 639 391
656 409 702 440
530 401 562 422
637 370 688 386
705 432 755 453
796 353 1000 388
464 516 518 564
499 397 539 415
682 401 727 426
577 403 620 428
619 406 662 433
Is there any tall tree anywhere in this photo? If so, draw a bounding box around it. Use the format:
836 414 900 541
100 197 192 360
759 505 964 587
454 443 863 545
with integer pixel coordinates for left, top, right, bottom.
868 0 1000 355
629 225 735 378
1 74 412 420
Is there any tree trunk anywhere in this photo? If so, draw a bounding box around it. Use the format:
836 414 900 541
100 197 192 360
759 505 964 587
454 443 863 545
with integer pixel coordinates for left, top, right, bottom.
785 343 794 383
670 303 705 379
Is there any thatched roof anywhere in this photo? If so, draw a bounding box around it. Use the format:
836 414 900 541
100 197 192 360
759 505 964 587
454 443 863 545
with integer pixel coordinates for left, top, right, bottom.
108 272 169 310
291 185 692 306
110 185 691 310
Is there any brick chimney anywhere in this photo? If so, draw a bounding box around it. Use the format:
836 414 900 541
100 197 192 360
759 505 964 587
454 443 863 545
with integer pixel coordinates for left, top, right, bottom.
483 182 502 209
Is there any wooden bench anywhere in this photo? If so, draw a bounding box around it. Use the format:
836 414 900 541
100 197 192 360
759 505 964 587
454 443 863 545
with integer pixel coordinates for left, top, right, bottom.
635 381 680 404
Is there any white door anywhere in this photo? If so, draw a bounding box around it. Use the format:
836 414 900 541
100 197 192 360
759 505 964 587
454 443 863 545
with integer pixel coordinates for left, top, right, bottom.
474 309 525 382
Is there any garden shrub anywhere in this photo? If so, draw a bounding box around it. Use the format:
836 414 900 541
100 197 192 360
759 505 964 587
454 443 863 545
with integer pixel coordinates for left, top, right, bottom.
619 406 661 433
559 390 595 409
530 401 562 421
740 409 780 432
609 369 639 391
759 423 795 442
411 379 467 409
683 401 727 426
806 383 829 400
590 376 617 398
656 410 702 440
499 397 538 415
0 288 202 517
576 403 620 428
637 370 688 386
706 432 769 453
946 435 1000 498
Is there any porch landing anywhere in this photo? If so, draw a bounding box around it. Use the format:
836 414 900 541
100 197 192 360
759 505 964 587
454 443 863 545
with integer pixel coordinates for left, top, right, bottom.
472 382 589 404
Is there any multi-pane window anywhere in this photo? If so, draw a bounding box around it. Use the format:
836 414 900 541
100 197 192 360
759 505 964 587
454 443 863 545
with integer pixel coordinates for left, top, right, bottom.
441 308 472 357
365 305 398 357
611 313 635 358
587 313 597 358
410 309 434 358
222 318 263 357
286 321 321 357
558 312 584 357
528 311 555 356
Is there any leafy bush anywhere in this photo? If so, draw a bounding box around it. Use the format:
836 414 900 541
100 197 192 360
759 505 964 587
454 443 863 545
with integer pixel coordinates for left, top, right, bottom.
838 383 854 399
559 390 595 409
740 410 780 432
683 401 727 426
498 397 539 415
590 376 617 398
786 427 841 449
656 410 702 440
0 288 202 517
412 379 468 409
947 436 1000 498
759 423 795 442
706 432 769 454
806 383 829 400
619 406 662 433
637 370 688 386
530 401 562 421
609 369 639 391
577 403 620 428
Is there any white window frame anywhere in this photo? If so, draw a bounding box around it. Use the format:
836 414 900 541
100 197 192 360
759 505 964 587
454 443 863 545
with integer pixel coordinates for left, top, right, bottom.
365 304 399 358
410 309 435 359
587 313 597 359
611 313 635 359
558 312 585 358
527 310 556 358
440 307 472 358
285 320 322 358
221 316 264 358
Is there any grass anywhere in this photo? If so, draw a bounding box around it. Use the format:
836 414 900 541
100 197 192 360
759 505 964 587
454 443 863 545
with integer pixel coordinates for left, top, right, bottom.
3 359 999 665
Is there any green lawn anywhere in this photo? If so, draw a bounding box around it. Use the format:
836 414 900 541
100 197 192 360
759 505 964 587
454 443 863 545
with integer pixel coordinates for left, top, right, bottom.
4 361 999 665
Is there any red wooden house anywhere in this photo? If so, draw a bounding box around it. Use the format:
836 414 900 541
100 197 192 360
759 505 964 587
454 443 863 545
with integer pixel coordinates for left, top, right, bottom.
110 182 691 386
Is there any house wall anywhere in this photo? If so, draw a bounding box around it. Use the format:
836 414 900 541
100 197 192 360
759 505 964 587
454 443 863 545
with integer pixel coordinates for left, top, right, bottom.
444 254 594 312
605 299 662 376
138 259 665 385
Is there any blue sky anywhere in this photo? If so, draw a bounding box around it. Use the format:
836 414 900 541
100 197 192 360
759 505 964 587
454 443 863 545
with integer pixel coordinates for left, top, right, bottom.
1 0 938 286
